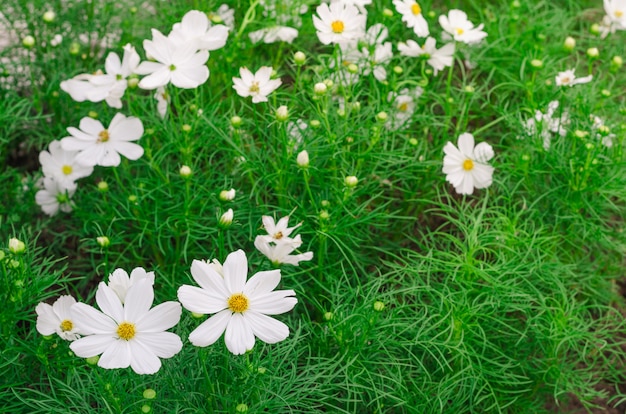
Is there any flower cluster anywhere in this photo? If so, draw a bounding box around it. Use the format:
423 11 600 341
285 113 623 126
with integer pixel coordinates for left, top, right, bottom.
36 248 302 371
520 100 570 151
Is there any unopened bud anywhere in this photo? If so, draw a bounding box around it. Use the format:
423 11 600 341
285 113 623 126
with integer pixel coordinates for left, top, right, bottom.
323 311 333 321
347 63 359 74
530 59 543 69
373 301 385 311
96 236 110 248
563 36 576 51
382 8 393 17
344 176 358 187
310 120 321 129
275 105 289 121
8 238 25 254
230 116 242 127
219 209 234 226
22 35 35 48
587 47 599 59
590 23 600 36
179 165 192 178
375 111 388 123
235 404 248 413
314 82 327 95
143 389 157 399
297 150 309 168
219 188 236 201
43 10 56 23
97 181 109 192
294 51 306 65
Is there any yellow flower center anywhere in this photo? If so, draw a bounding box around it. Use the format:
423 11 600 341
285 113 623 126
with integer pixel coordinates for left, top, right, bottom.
560 76 571 84
274 231 283 240
456 28 465 35
228 293 249 313
615 10 623 17
398 102 409 112
60 320 73 331
117 322 136 340
463 159 474 171
249 81 260 93
98 130 110 143
331 20 345 33
411 3 421 15
62 165 73 175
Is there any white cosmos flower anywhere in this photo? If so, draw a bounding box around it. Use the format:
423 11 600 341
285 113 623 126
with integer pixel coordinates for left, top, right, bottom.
232 66 282 103
170 10 229 51
604 0 626 29
70 279 182 375
393 0 429 37
135 29 209 90
107 267 155 304
398 37 455 75
39 140 93 189
442 132 494 195
36 295 82 341
177 250 297 355
439 9 487 44
254 235 314 266
60 113 144 167
249 26 299 44
208 4 235 30
60 44 140 108
555 69 593 87
257 215 302 246
35 176 76 216
313 2 366 45
331 0 372 14
386 87 423 130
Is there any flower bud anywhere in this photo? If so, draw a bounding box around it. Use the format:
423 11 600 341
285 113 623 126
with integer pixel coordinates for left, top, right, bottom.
179 165 192 178
563 36 576 51
230 115 242 127
294 51 306 66
309 120 321 129
127 77 139 88
297 150 309 168
69 42 80 55
590 23 600 35
88 111 98 119
323 311 333 321
319 210 330 220
344 176 358 187
347 63 359 74
182 124 192 132
219 188 236 201
141 405 151 414
530 59 543 69
587 47 599 59
86 355 100 365
611 55 623 72
323 79 334 88
143 389 157 399
382 8 393 17
97 181 109 192
219 209 234 226
373 301 385 311
43 10 56 23
235 404 248 413
22 36 35 48
375 111 388 123
275 105 289 121
393 66 403 75
313 82 327 95
9 238 25 254
96 236 110 248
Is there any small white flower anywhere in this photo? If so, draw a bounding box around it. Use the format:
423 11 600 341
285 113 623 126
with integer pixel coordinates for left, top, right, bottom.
393 0 429 37
107 267 155 304
254 235 314 266
313 2 366 45
232 66 282 103
36 295 82 341
398 37 455 75
208 4 235 30
439 9 487 44
60 113 144 167
386 87 423 130
258 215 302 246
177 250 298 355
135 29 209 90
35 176 76 216
442 132 494 195
70 279 182 375
604 0 626 29
331 0 372 14
555 69 593 87
521 101 569 150
39 141 93 189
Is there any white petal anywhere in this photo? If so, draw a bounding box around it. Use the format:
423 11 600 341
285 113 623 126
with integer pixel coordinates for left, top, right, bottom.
129 340 162 374
188 309 231 347
245 311 290 344
224 313 255 355
123 279 154 322
136 301 181 332
113 142 144 161
71 302 117 335
243 270 281 297
96 282 124 322
98 339 132 369
134 332 182 358
189 259 229 297
457 133 475 157
250 291 297 315
223 250 248 293
35 303 59 335
177 285 227 314
70 334 116 358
